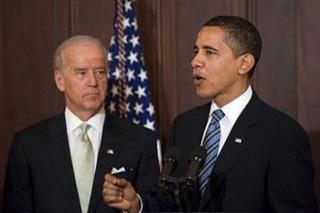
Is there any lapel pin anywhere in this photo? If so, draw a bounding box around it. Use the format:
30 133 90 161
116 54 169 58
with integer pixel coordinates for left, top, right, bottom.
107 149 114 155
234 138 242 144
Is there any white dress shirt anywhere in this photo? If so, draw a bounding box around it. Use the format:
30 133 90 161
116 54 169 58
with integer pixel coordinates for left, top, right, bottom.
65 108 143 212
200 86 253 154
65 107 106 170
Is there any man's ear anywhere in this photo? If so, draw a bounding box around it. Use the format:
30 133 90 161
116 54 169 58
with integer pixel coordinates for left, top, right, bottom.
238 53 255 75
54 70 65 92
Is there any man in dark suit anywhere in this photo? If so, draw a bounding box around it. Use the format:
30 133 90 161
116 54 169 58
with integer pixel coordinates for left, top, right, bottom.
167 16 318 212
3 35 159 213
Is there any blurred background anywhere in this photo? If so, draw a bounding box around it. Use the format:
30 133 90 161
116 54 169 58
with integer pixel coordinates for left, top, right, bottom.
0 0 319 207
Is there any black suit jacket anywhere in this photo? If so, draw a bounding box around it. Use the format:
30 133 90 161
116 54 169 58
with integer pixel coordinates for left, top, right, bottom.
3 113 159 213
168 92 318 212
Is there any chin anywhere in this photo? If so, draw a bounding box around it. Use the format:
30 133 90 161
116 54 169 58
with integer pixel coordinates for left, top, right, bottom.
196 90 212 98
85 102 104 111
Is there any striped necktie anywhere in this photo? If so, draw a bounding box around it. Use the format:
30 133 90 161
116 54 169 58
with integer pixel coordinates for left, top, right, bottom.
198 109 225 196
72 123 95 213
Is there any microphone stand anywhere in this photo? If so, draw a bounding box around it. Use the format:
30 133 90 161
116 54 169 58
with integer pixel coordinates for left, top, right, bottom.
159 146 206 211
173 181 183 212
159 176 195 212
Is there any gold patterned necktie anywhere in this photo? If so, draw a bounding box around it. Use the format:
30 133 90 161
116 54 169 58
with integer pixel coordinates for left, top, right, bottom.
72 123 95 213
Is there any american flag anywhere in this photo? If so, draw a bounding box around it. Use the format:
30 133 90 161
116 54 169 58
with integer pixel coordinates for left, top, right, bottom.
107 0 161 162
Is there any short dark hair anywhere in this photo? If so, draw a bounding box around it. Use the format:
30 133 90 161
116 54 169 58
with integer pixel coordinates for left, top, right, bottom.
203 16 262 77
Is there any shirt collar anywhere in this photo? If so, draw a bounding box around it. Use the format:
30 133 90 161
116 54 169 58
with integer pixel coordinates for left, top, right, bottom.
209 86 253 124
65 107 106 135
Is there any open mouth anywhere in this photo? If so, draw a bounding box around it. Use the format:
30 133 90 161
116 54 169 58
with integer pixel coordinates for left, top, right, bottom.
192 73 205 85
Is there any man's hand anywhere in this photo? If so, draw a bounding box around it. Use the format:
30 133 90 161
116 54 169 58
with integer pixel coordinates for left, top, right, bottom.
102 174 140 213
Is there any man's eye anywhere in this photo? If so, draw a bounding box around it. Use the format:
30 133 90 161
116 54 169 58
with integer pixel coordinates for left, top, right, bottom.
96 70 106 75
205 50 214 55
95 70 107 78
77 71 86 75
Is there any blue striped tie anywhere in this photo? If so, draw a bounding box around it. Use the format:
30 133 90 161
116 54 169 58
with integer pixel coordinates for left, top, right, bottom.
198 109 225 196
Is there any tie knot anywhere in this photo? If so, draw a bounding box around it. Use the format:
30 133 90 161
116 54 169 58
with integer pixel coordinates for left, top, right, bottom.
79 123 90 142
80 123 90 133
212 109 225 122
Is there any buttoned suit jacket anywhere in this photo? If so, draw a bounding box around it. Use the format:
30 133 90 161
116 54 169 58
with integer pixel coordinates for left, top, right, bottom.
168 92 318 212
3 112 159 213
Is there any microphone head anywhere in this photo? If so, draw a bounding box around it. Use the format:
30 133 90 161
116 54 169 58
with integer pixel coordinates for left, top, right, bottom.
189 146 207 164
163 147 181 162
183 146 207 191
159 147 182 191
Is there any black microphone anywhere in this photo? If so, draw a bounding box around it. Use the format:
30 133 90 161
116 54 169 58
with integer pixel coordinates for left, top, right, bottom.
184 146 207 189
158 147 181 190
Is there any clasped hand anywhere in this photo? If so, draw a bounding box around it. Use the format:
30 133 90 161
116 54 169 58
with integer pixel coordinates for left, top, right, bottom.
102 174 140 213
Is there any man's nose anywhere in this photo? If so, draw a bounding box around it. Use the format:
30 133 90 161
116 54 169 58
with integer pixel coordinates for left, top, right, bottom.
87 71 98 86
191 54 203 69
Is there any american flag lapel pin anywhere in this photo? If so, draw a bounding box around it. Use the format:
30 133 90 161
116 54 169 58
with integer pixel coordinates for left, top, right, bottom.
107 149 114 155
234 138 242 144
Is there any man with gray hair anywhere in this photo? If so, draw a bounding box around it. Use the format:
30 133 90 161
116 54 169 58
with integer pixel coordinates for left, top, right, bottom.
3 35 159 213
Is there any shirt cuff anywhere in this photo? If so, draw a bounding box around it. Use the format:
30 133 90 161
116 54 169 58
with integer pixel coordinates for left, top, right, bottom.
122 193 143 213
136 193 143 213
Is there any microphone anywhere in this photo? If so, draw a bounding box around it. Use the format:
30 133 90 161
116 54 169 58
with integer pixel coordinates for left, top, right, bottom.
184 146 207 189
158 147 181 190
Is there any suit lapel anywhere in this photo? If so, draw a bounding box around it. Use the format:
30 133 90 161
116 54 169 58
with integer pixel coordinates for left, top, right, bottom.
47 114 81 213
199 92 262 210
88 114 123 213
192 103 211 147
185 103 211 210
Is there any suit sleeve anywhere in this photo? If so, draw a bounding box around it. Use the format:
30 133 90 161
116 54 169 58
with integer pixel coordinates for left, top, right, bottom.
3 133 34 213
134 131 161 212
155 117 183 211
267 123 318 212
166 117 177 150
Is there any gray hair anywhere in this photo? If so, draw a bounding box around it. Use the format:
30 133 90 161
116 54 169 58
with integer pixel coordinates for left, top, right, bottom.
53 35 107 72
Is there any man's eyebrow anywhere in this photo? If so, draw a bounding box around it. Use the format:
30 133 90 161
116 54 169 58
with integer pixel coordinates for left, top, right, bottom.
203 45 219 52
74 67 87 71
96 66 107 70
193 45 219 53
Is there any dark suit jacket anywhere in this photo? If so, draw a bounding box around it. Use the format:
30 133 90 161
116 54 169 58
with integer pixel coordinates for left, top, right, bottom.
168 92 318 212
3 112 160 213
